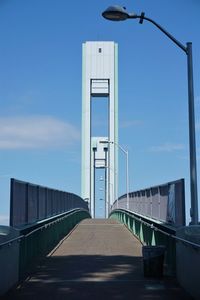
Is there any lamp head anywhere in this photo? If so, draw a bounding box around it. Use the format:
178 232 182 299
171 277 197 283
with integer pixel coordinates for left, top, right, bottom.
102 5 131 21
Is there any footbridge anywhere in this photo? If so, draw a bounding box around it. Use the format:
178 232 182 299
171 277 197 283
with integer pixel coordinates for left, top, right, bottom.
0 178 199 299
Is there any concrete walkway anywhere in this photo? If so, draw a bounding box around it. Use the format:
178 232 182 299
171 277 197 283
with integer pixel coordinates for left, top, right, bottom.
4 219 192 299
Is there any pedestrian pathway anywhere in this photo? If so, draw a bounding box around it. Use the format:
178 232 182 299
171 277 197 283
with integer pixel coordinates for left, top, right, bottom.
4 219 192 299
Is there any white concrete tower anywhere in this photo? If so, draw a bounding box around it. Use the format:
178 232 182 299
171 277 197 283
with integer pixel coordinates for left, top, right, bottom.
82 41 118 218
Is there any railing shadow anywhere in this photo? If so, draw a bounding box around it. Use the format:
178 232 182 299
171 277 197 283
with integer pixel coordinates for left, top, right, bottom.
4 254 192 300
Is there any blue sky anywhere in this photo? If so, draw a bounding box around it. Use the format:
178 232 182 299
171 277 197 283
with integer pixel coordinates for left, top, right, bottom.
0 0 200 224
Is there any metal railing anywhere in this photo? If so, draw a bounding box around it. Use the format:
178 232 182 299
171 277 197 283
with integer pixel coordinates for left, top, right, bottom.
110 208 200 278
0 208 91 296
110 178 197 279
114 209 200 250
10 178 88 227
0 235 23 248
18 208 91 279
112 179 185 226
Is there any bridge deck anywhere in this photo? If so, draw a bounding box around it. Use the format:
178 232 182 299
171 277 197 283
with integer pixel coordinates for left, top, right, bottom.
5 219 192 299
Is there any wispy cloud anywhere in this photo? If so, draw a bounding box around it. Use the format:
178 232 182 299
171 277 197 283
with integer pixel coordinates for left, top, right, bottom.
149 143 185 153
0 215 9 226
120 120 143 129
0 116 80 150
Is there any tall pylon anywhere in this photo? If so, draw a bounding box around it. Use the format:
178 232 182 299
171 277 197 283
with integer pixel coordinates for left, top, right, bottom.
81 41 118 218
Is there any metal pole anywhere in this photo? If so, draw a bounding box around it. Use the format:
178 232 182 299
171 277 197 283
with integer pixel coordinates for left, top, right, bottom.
104 161 107 218
187 42 199 224
93 148 96 218
126 150 129 210
113 143 118 209
114 141 129 211
104 147 108 218
102 6 199 224
138 15 199 224
108 143 111 216
100 140 130 211
116 169 119 208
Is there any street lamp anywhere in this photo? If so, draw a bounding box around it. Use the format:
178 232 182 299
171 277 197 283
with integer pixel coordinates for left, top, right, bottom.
102 5 199 225
100 140 130 210
99 176 112 218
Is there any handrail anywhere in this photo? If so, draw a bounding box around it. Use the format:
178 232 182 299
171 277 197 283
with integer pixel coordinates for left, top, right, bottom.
0 208 89 248
0 235 24 248
24 208 88 237
112 209 200 250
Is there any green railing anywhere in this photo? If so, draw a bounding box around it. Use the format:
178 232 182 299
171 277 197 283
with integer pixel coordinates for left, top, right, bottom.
19 209 91 280
110 209 176 276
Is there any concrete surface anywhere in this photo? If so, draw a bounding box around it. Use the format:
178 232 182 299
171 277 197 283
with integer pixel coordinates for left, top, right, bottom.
4 219 193 299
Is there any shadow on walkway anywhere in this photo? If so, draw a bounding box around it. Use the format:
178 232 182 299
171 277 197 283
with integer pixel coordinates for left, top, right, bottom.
3 219 193 299
4 254 192 300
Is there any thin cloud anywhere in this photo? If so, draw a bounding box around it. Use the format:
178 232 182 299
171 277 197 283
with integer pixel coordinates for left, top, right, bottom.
0 116 80 150
0 215 9 225
149 143 185 153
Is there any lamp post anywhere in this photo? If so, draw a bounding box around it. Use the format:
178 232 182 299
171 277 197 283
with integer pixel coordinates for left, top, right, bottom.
100 176 114 217
102 6 199 225
100 140 130 211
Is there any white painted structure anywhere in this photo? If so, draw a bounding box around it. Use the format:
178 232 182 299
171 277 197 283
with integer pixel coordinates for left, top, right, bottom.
81 41 118 218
